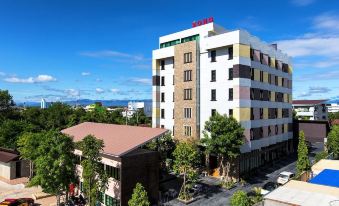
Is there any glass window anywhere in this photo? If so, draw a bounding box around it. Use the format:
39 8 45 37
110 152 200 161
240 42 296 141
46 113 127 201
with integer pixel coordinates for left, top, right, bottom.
229 88 233 101
229 109 233 117
211 50 216 62
161 76 165 86
184 89 192 100
105 194 120 206
211 89 216 101
211 109 216 116
98 191 104 204
184 126 192 136
228 47 233 60
161 109 165 119
184 70 192 82
184 108 192 119
105 165 120 180
229 68 233 80
184 52 192 63
211 70 216 82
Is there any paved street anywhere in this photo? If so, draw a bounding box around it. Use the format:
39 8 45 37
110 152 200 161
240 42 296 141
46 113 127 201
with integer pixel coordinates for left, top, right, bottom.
161 142 324 206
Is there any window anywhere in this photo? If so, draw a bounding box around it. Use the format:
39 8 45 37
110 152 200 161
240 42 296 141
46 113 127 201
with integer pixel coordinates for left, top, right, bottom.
268 74 271 84
184 108 192 118
251 68 255 80
161 76 165 86
173 57 175 68
229 109 233 117
229 88 233 101
268 56 271 66
161 60 165 70
250 88 254 100
184 89 192 100
275 76 278 86
260 90 263 101
260 53 263 64
173 75 175 85
260 71 263 82
184 126 192 136
251 108 254 120
173 109 174 119
184 70 192 82
211 89 216 101
98 191 104 204
260 108 263 119
228 47 233 60
161 93 165 102
105 194 120 206
211 109 216 116
161 109 165 119
161 125 164 128
172 126 175 135
250 48 254 61
75 155 81 165
229 68 233 80
173 92 175 102
268 91 271 101
211 70 216 82
275 125 279 134
268 126 272 136
211 50 216 62
106 165 120 180
282 124 285 133
275 59 279 69
184 52 192 63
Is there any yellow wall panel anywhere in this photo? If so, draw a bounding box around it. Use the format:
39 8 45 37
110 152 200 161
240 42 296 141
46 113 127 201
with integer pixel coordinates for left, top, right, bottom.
263 72 269 83
152 59 159 71
233 108 250 121
233 44 250 58
284 124 288 133
278 108 282 119
153 108 160 118
284 93 288 103
288 65 293 74
271 91 275 102
289 94 293 103
263 108 268 119
278 77 282 87
233 108 240 122
270 57 276 68
254 69 260 81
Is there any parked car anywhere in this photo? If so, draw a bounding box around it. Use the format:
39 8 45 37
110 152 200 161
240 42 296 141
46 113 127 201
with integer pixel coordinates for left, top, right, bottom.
277 171 295 185
261 181 279 195
0 198 34 206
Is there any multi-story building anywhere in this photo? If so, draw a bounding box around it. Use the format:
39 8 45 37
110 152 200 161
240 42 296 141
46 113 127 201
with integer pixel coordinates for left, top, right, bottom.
62 122 167 206
293 100 328 120
152 19 293 175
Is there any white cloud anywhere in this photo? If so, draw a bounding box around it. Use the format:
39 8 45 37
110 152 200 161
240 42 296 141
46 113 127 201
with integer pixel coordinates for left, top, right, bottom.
313 13 339 32
110 88 120 93
277 37 339 57
95 88 105 94
4 75 56 83
80 50 145 61
81 72 91 76
65 89 80 97
130 78 152 85
291 0 315 6
297 86 331 97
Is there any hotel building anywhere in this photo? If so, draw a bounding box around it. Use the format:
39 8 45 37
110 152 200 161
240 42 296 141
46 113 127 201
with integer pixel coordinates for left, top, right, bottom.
152 20 293 175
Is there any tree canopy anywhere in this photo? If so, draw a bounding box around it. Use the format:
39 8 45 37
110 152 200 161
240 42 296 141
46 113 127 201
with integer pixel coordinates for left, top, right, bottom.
202 112 244 180
128 183 150 206
327 125 339 159
230 190 251 206
296 131 311 175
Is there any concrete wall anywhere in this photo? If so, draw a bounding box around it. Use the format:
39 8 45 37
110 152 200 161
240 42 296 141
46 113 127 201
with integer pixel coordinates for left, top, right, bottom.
0 162 12 179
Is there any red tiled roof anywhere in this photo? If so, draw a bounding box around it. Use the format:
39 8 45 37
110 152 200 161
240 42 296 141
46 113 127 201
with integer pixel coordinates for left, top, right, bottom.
61 122 167 157
0 149 19 163
331 119 339 125
292 100 328 105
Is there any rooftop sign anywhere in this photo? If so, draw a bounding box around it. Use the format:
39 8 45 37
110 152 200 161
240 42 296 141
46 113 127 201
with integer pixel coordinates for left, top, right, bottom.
192 17 214 28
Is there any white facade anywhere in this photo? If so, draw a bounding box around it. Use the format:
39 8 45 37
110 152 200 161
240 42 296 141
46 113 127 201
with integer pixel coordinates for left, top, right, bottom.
328 103 339 113
40 98 47 109
152 22 293 156
293 102 328 120
122 101 145 118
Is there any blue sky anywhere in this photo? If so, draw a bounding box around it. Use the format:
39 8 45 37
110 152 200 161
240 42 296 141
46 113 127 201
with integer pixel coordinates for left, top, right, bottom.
1 0 339 102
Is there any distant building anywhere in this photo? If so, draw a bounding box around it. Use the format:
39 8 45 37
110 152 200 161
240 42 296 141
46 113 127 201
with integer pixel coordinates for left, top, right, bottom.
40 98 47 109
327 102 339 113
122 101 146 118
62 122 167 206
293 100 328 120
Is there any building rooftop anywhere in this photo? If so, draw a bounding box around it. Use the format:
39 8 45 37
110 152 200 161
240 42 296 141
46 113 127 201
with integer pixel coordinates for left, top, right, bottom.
265 180 339 206
292 99 328 105
312 159 339 175
0 148 19 163
62 122 167 157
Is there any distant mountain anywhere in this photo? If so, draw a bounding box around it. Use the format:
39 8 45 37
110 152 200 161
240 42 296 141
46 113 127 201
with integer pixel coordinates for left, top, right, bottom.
16 99 152 107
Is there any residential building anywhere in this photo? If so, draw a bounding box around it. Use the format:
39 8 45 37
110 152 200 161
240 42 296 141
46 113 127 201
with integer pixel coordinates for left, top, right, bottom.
122 101 147 118
0 148 29 180
327 102 339 113
62 122 167 206
152 20 293 175
293 100 328 120
40 98 47 109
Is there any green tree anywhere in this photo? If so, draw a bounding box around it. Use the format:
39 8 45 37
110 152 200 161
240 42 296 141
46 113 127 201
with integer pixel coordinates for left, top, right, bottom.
0 90 15 121
0 120 32 149
327 125 339 159
202 112 244 181
329 112 339 121
42 102 74 130
230 190 251 206
17 132 45 179
22 131 76 206
315 151 328 163
128 183 150 206
297 131 311 175
79 135 109 206
172 140 200 201
145 132 176 169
